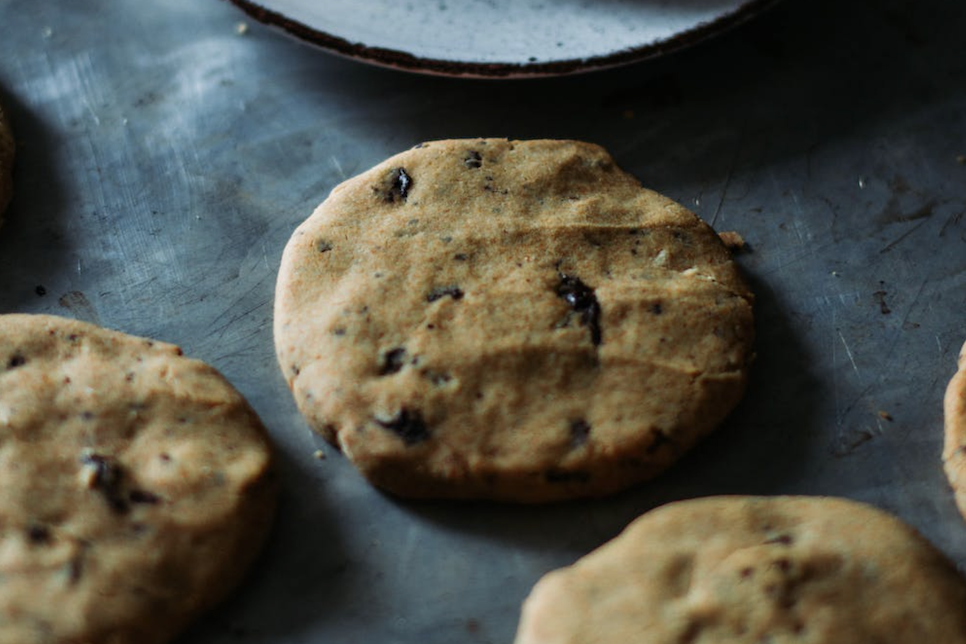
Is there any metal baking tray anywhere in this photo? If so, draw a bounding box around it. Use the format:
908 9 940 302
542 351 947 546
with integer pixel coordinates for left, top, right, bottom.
1 1 964 642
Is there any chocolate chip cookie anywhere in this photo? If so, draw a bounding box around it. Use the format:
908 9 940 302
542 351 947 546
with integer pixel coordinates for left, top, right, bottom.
0 314 277 644
515 496 966 643
275 139 754 501
943 339 966 519
0 100 13 226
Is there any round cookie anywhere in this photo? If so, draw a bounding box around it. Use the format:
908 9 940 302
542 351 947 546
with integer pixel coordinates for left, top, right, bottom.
943 339 966 518
275 138 754 501
515 496 966 644
0 99 13 225
0 314 277 644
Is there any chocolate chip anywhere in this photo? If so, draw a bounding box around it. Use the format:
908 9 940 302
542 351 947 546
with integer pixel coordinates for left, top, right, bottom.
544 469 591 483
80 453 129 514
379 347 407 376
7 355 26 369
68 556 84 584
645 429 671 454
570 419 591 447
28 525 50 544
556 273 602 346
129 490 160 505
464 151 482 169
374 408 430 445
387 167 412 203
453 253 468 261
651 303 663 315
427 286 464 302
316 239 333 253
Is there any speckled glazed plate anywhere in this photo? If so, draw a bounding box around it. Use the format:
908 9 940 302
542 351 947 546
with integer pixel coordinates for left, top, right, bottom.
226 0 778 77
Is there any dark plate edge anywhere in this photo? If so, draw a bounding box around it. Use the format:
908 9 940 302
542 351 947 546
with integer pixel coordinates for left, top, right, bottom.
223 0 783 79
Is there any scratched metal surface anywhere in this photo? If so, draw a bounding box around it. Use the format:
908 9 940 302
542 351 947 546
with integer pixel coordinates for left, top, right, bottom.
0 0 964 642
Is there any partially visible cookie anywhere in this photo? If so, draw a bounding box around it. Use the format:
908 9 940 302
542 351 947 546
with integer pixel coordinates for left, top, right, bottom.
943 339 966 518
275 138 754 501
0 99 12 225
0 314 277 644
515 496 966 644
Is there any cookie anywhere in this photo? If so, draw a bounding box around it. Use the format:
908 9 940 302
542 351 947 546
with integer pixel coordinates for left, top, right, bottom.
0 314 277 644
943 339 966 518
515 496 966 644
274 139 754 501
0 99 13 225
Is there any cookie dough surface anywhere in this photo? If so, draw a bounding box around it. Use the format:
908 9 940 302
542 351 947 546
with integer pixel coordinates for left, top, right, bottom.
515 496 966 644
943 339 966 518
275 139 754 501
0 100 13 225
0 314 277 644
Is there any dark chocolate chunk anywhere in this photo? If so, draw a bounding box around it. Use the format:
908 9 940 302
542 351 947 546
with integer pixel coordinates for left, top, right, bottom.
453 253 468 261
544 469 592 484
464 151 482 169
427 286 464 303
556 273 602 345
379 347 407 376
316 239 333 253
7 354 26 369
387 167 412 203
28 525 51 544
374 408 430 445
645 429 671 454
651 303 663 315
68 556 84 584
570 419 591 448
129 490 160 505
80 453 129 514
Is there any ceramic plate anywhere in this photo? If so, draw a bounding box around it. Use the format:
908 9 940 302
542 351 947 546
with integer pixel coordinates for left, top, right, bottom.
227 0 778 77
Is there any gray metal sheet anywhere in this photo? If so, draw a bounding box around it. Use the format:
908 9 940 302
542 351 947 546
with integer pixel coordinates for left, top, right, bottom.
0 0 964 642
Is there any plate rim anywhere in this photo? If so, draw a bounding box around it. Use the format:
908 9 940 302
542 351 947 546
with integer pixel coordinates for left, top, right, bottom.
225 0 781 78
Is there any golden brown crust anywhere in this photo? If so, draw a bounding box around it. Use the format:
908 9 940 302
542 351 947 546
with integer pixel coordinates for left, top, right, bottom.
0 314 277 644
515 496 966 644
943 339 966 518
0 101 13 226
275 139 754 501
